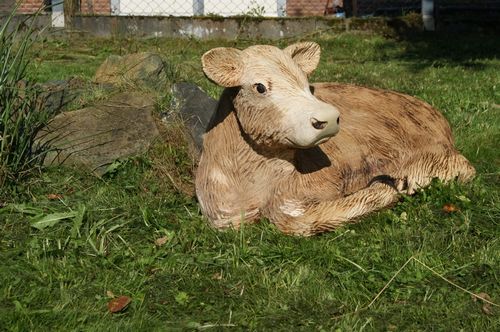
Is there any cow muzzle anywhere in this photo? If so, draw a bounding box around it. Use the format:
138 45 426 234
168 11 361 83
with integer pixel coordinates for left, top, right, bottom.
308 105 340 145
281 97 341 149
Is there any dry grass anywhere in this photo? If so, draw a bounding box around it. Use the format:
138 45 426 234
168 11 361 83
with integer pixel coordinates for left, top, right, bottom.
147 116 198 197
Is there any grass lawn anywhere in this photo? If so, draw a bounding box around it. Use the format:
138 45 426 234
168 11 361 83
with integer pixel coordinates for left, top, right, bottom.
1 31 499 330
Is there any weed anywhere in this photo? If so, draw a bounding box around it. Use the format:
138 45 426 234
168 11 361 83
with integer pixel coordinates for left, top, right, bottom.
0 8 55 187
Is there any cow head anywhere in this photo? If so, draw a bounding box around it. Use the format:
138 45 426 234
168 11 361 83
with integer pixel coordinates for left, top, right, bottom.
202 42 340 149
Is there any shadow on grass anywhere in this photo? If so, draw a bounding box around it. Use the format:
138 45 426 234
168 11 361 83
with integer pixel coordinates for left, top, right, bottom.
379 31 500 72
373 10 500 72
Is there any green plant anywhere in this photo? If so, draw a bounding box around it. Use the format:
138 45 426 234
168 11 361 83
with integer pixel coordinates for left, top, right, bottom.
0 8 54 187
244 0 266 17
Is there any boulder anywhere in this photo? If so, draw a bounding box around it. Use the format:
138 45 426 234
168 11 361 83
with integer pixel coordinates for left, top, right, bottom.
35 77 89 114
94 52 168 89
37 92 160 175
170 83 218 151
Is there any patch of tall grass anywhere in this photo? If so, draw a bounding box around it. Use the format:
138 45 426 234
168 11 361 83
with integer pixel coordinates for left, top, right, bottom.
0 8 54 188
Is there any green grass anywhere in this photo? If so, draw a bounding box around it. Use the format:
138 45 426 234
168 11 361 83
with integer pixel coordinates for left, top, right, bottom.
1 31 499 330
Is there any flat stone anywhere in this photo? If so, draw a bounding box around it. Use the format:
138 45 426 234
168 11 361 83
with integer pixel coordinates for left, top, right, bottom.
94 52 168 89
37 92 159 175
35 77 89 114
170 82 218 151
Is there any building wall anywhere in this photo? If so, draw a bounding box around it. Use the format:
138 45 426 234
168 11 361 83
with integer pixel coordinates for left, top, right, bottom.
11 0 110 15
114 0 281 17
17 0 44 14
286 0 343 16
80 0 111 15
0 0 16 14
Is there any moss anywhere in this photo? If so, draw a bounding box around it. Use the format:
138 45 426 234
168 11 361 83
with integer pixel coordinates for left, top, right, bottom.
324 18 347 28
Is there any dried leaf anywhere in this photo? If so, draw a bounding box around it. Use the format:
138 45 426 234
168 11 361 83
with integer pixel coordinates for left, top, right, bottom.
442 203 458 213
482 302 493 315
212 272 223 280
155 236 168 247
106 290 115 298
473 292 493 315
107 295 131 313
47 193 63 200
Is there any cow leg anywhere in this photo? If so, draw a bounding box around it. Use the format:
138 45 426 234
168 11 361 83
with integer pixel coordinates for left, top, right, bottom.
269 152 475 236
394 152 476 195
268 182 400 236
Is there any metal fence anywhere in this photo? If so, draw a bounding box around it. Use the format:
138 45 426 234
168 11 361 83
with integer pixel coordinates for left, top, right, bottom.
110 0 287 17
350 0 421 17
2 1 500 19
100 0 287 17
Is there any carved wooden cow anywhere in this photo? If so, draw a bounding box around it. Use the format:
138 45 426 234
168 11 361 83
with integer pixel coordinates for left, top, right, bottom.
196 42 475 236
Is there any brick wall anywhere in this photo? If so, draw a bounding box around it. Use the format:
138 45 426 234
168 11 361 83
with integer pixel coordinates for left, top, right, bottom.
13 1 111 15
17 0 44 14
287 0 344 16
80 0 111 15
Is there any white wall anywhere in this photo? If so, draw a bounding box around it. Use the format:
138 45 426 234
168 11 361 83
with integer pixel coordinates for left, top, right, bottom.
114 0 283 17
205 0 279 17
117 0 194 16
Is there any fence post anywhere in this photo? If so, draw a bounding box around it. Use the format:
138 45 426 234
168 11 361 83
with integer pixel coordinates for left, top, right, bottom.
52 0 64 27
352 0 358 16
111 0 120 15
193 0 204 16
277 0 286 17
422 0 435 31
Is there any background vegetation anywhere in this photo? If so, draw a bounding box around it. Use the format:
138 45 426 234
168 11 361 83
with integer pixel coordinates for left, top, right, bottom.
0 30 499 330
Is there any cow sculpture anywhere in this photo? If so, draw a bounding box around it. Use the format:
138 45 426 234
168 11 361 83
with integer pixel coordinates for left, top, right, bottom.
196 42 475 236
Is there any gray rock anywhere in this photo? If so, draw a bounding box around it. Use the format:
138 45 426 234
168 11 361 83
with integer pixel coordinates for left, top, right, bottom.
37 92 159 175
170 83 218 151
94 52 168 90
35 77 88 114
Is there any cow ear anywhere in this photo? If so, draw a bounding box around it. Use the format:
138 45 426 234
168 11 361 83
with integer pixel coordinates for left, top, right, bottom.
284 42 321 76
202 47 243 87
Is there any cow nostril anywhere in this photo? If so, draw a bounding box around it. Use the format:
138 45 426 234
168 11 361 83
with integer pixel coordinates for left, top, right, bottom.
337 116 340 125
311 118 328 130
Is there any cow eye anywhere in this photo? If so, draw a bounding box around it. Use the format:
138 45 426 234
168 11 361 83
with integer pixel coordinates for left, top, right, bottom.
254 83 267 94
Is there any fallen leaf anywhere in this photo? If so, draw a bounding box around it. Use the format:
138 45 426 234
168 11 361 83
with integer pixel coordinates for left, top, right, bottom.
212 272 223 280
47 193 63 200
30 212 78 230
107 295 131 313
442 203 458 213
482 303 493 315
472 292 493 315
155 236 168 247
456 195 471 203
106 290 115 298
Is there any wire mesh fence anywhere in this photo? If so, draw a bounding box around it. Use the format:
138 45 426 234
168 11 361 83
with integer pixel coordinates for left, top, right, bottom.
351 0 421 17
109 0 286 17
74 0 421 18
2 1 500 18
3 0 325 17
